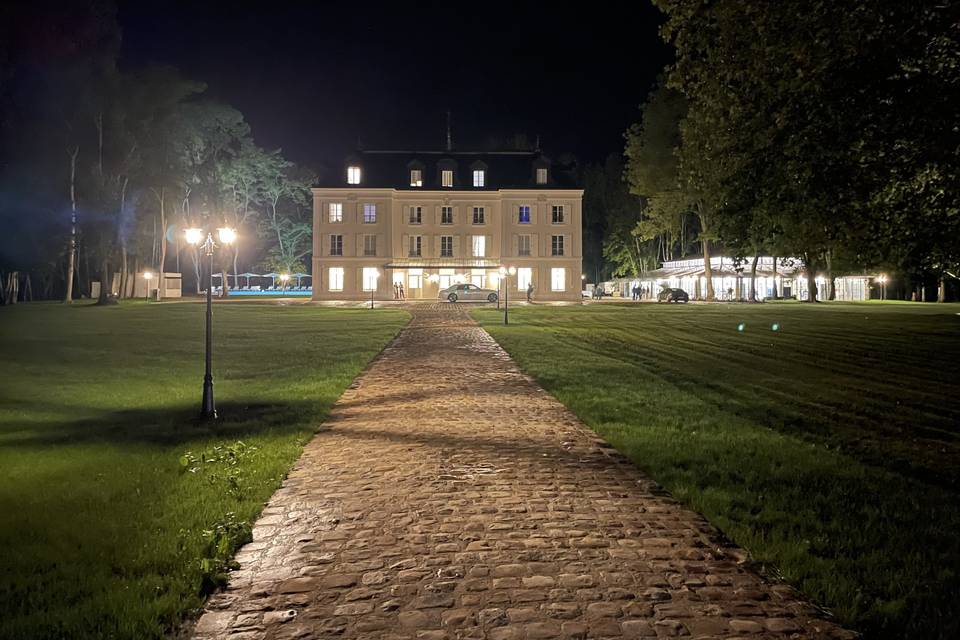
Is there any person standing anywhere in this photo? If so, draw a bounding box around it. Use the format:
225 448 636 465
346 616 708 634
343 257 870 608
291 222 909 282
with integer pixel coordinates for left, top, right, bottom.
399 282 405 300
526 281 534 303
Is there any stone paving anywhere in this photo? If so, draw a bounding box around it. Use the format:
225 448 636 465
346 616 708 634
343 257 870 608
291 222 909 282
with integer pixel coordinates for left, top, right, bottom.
192 305 853 640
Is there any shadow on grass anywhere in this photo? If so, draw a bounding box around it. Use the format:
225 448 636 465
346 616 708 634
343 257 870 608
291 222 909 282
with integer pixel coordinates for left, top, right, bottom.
0 401 318 448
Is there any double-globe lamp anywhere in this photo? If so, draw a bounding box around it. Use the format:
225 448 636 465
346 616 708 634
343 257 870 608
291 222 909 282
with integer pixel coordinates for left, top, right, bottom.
184 226 237 419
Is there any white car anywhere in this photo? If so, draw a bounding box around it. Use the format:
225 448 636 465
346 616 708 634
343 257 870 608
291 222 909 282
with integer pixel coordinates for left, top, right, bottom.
439 284 499 303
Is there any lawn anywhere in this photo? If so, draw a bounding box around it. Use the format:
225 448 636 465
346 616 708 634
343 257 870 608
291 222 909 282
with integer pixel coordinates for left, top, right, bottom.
0 301 408 640
475 301 960 640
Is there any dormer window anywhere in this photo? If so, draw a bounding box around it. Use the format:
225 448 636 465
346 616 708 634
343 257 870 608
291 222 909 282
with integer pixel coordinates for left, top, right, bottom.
410 169 423 187
473 170 485 187
442 170 454 188
347 166 361 184
536 167 548 184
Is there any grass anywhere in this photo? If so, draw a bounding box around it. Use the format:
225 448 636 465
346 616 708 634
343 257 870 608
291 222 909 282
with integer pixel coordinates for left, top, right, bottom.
0 301 408 640
475 301 960 640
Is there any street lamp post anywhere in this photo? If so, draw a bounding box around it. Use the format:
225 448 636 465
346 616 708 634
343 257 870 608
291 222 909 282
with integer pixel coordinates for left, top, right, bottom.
370 270 380 309
499 266 516 325
878 274 887 301
185 226 237 420
143 271 153 301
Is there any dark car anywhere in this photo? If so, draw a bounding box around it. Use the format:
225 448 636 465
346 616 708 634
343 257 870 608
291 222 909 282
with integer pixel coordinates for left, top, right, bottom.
657 287 690 303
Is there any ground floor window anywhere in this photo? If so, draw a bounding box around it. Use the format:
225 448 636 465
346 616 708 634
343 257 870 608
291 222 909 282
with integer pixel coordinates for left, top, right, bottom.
551 267 565 292
439 268 455 289
362 267 379 292
392 271 405 286
471 269 485 287
517 267 532 291
328 267 344 291
408 268 422 289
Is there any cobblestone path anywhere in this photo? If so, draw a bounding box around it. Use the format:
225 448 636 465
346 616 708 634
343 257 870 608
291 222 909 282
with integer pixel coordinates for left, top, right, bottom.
193 305 852 640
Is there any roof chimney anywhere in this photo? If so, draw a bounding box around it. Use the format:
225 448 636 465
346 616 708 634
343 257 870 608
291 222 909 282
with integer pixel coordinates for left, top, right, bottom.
446 111 452 151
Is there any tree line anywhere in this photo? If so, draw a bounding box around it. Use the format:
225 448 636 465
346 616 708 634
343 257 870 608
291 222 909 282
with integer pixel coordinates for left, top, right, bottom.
0 2 312 304
589 0 958 302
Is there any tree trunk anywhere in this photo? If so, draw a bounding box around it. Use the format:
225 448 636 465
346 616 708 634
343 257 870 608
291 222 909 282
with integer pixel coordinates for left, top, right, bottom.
157 187 168 300
805 270 818 303
938 275 947 302
97 258 112 305
702 238 715 301
771 256 779 298
120 247 128 299
748 255 759 302
824 251 835 300
65 146 79 303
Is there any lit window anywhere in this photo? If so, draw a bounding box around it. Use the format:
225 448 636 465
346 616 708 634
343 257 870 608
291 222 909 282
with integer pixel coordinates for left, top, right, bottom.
440 236 453 257
536 167 548 184
362 267 379 291
409 206 422 224
363 234 377 256
552 205 564 223
518 235 531 256
472 235 485 257
441 206 453 224
329 203 343 223
347 166 361 184
473 170 485 187
439 268 454 288
363 203 376 223
473 207 485 224
471 269 485 287
410 169 423 187
551 267 565 291
442 170 453 187
552 235 564 256
518 205 531 224
517 267 532 291
328 267 344 291
409 236 422 257
329 234 343 256
408 268 422 289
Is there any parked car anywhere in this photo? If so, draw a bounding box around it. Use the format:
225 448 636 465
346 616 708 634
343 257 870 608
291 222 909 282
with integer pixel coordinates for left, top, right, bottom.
440 283 499 303
657 287 690 303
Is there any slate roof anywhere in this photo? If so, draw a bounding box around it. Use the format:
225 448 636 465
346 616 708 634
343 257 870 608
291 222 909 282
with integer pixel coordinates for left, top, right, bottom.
314 149 579 190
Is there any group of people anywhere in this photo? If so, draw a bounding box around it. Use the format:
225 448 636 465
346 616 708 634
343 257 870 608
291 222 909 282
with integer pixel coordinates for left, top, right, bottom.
631 284 645 301
392 282 406 300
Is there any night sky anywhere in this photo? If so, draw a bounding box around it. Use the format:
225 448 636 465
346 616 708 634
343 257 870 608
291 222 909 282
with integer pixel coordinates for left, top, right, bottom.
118 0 672 170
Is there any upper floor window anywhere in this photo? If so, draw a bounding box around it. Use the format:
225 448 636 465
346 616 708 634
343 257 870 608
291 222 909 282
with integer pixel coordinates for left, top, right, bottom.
536 167 548 184
441 170 454 188
441 206 453 225
363 234 377 256
518 235 531 256
518 205 531 224
410 169 423 187
363 203 377 223
473 170 485 187
409 236 422 257
552 205 565 224
552 235 564 256
329 203 343 223
440 236 454 257
473 207 485 224
472 235 486 258
347 166 361 184
409 206 422 224
330 234 343 256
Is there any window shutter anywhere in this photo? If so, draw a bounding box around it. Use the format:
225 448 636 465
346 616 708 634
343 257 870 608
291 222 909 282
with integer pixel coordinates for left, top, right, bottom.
355 234 363 257
434 235 441 258
564 234 572 257
485 235 491 258
531 233 539 257
512 234 518 257
454 235 461 258
401 233 408 255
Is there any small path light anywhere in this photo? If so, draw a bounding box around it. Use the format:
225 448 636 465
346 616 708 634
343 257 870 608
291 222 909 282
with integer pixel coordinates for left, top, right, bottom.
142 271 153 301
184 226 237 420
